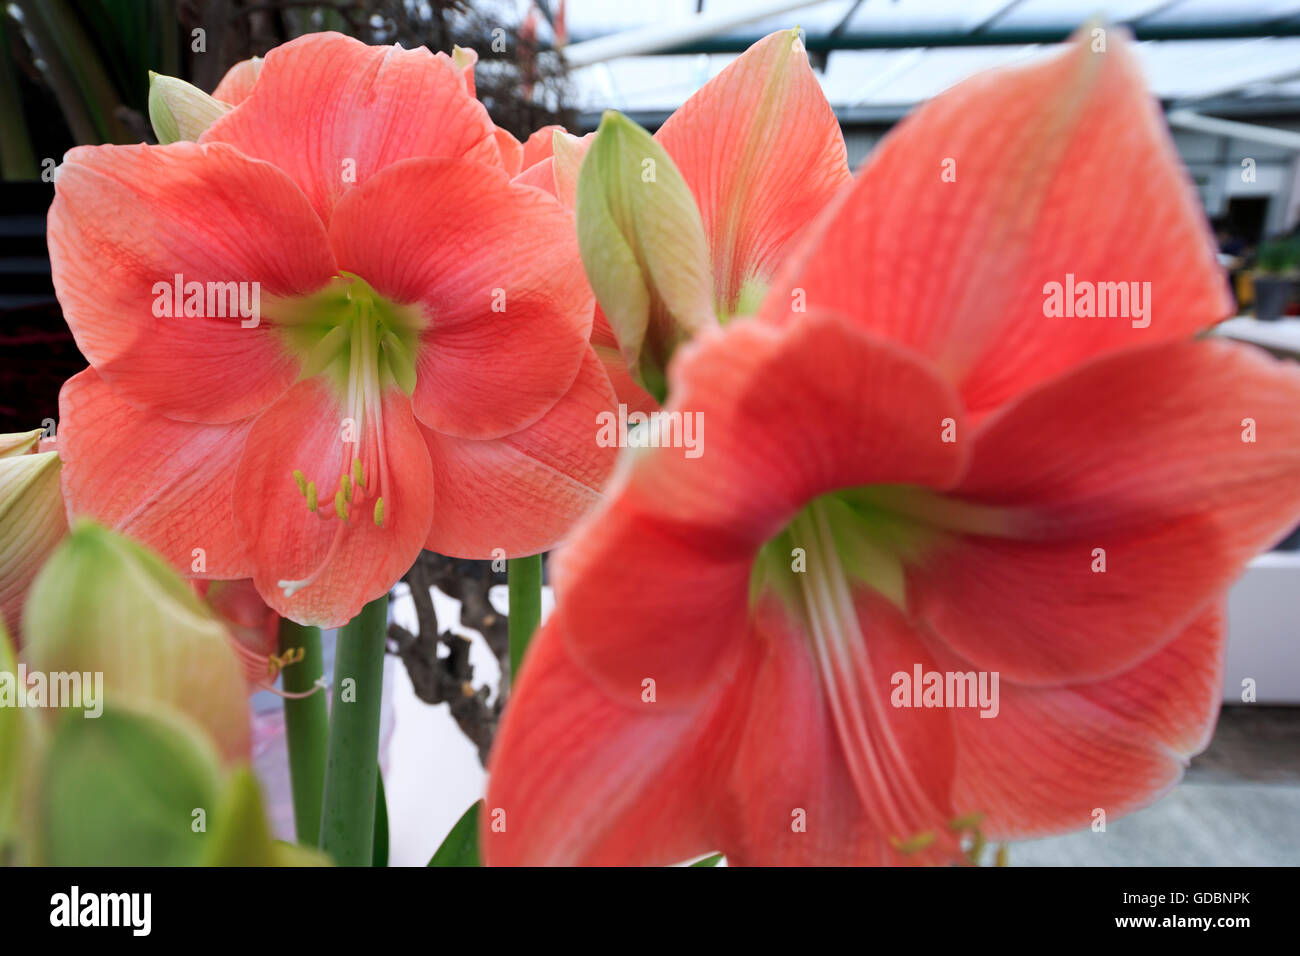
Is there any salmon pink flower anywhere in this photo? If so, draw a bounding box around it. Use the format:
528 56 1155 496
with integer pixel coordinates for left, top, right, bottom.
484 29 1300 865
50 32 616 627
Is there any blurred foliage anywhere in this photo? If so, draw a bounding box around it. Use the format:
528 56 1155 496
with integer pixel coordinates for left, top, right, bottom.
0 0 572 179
1256 235 1300 275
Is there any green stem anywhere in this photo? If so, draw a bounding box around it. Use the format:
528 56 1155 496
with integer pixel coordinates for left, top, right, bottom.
277 618 327 845
318 594 388 866
508 555 543 681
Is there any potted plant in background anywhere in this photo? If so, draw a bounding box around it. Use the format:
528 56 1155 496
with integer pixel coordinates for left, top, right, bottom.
1252 235 1300 321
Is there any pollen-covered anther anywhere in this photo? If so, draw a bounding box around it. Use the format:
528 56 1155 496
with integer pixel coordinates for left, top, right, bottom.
889 830 936 855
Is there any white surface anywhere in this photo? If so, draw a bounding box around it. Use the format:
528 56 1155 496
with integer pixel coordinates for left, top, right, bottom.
384 582 554 867
1216 316 1300 354
1225 552 1300 704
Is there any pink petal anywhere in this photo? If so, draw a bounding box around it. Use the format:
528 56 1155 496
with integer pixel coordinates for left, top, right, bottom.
944 605 1223 840
656 30 850 314
58 368 252 579
48 142 335 424
494 127 524 177
761 27 1232 416
202 32 500 225
555 314 967 707
212 57 263 105
233 378 434 628
520 124 565 172
421 348 617 557
329 158 592 441
484 612 734 866
913 339 1300 684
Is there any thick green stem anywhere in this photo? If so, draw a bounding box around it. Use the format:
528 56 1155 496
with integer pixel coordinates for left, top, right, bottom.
277 618 327 845
318 594 388 866
508 555 543 681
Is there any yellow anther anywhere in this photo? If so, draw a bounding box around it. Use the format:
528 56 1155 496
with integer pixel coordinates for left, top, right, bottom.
340 473 352 503
266 646 306 678
948 812 984 832
890 831 936 855
352 457 364 488
373 497 385 527
293 469 308 496
306 480 318 512
995 844 1009 867
334 488 349 521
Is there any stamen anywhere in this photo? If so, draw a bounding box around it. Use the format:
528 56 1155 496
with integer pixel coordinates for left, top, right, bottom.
278 273 406 600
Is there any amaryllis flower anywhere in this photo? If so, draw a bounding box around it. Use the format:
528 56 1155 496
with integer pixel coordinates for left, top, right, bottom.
484 29 1300 865
50 32 616 626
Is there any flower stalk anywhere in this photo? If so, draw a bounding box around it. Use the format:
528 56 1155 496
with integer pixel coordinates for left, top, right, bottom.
508 555 543 680
277 618 327 845
318 594 388 865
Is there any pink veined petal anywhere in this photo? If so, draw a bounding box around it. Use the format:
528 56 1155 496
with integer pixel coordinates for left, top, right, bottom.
512 155 557 196
485 596 963 866
910 338 1300 685
520 124 565 173
484 611 738 866
329 157 592 441
590 305 659 415
212 57 263 105
760 26 1232 416
48 142 336 424
656 29 851 315
942 604 1224 841
724 596 960 865
57 368 253 579
202 32 500 226
554 314 968 708
550 131 592 211
233 378 434 628
494 127 523 177
421 348 618 558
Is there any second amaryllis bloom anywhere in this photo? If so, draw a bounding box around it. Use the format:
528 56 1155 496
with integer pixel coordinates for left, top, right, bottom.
484 28 1300 865
49 32 616 627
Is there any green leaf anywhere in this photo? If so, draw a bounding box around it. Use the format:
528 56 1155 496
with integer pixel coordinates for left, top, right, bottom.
428 800 482 866
41 707 222 866
691 853 724 867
